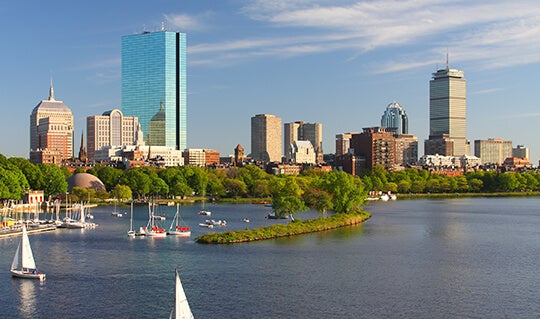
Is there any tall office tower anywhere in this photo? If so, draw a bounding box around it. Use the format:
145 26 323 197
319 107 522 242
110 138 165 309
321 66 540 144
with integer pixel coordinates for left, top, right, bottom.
29 84 74 164
425 65 468 156
474 138 513 164
381 101 408 134
122 29 187 150
335 132 357 157
251 114 282 163
284 121 323 163
87 109 143 161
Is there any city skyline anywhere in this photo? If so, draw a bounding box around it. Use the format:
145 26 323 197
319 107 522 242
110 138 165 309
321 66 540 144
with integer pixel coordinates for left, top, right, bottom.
2 1 540 163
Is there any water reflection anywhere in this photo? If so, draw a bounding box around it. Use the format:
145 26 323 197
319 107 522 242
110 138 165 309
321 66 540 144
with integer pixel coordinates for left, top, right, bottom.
13 279 40 318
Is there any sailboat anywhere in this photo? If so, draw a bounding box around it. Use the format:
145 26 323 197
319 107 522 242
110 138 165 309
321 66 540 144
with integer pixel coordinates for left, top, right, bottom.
112 198 123 217
169 269 194 319
127 201 135 237
143 202 167 237
10 224 46 281
168 204 191 237
197 200 211 216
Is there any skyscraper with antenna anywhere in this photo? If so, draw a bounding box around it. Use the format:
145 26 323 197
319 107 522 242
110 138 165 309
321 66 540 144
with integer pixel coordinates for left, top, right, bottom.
425 55 468 156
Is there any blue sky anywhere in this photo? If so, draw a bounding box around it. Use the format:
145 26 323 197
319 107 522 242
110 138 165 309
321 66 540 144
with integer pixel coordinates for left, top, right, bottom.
1 0 539 164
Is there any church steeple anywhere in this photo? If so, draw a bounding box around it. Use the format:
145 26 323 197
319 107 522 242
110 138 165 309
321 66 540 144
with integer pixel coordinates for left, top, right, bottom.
78 131 87 162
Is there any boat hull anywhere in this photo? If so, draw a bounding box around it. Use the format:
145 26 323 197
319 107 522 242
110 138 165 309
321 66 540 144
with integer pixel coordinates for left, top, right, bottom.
145 231 167 237
11 269 46 281
168 231 191 237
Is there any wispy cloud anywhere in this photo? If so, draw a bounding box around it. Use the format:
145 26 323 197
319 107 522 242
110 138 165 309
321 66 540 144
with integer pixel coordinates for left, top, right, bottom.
471 88 504 95
164 12 212 31
191 0 540 72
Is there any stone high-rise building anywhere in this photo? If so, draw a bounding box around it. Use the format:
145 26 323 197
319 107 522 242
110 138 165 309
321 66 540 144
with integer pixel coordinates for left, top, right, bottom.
30 84 74 164
251 114 282 163
87 109 143 161
284 121 323 164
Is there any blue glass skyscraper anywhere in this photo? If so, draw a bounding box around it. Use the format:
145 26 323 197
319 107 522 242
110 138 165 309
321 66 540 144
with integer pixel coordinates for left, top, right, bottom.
122 30 187 150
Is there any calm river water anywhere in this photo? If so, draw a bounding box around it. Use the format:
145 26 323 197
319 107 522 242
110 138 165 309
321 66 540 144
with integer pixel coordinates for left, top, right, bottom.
0 197 539 318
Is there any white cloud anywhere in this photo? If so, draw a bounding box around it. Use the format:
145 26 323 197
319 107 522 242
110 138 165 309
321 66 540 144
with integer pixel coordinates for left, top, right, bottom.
190 0 540 72
164 13 209 31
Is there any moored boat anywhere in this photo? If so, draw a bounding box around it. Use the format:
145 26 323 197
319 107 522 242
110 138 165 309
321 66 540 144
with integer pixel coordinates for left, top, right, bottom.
168 204 191 237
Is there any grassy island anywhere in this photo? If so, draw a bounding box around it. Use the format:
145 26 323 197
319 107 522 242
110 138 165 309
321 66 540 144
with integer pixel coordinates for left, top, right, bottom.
196 211 371 244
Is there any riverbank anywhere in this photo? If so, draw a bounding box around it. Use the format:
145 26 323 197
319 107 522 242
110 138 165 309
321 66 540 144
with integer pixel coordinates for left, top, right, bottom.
196 211 371 244
397 191 540 200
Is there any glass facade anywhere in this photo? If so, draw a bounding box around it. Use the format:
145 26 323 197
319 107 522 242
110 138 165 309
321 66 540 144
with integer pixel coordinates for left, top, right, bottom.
381 101 408 135
121 31 187 149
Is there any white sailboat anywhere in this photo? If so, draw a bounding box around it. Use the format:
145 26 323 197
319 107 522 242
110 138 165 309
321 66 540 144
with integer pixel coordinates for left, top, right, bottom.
168 204 191 237
143 202 167 237
10 224 46 281
127 201 135 237
169 269 194 319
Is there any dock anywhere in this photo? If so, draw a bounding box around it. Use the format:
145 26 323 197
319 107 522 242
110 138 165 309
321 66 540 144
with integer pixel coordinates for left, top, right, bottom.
0 225 57 239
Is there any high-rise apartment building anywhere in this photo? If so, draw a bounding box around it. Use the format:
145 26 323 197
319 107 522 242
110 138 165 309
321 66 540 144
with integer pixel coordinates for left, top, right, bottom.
121 29 187 150
284 121 323 163
87 109 143 161
29 85 74 164
381 101 408 134
474 138 513 164
251 114 282 163
425 65 468 156
349 127 397 171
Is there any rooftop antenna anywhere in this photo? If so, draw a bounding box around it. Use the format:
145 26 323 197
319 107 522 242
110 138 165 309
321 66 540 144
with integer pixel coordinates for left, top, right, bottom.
49 75 55 101
445 48 449 70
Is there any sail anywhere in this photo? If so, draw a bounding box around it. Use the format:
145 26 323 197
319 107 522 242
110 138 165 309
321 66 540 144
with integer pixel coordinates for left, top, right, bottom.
80 203 85 223
11 243 21 270
174 269 194 319
21 225 37 270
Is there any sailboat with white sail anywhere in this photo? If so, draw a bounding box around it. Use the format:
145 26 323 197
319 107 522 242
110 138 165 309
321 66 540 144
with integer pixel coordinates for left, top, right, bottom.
169 269 194 319
10 224 46 281
168 204 191 237
143 202 167 237
127 201 135 237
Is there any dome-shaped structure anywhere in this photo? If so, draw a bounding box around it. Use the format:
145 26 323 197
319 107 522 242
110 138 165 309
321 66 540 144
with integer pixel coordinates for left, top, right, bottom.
67 173 106 192
381 101 408 134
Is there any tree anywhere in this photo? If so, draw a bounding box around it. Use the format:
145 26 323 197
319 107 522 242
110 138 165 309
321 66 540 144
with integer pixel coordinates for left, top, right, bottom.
124 168 151 199
8 157 44 191
95 166 124 191
223 178 247 199
0 167 28 200
269 176 306 218
238 165 268 196
302 187 332 217
113 184 132 201
252 179 271 198
318 171 365 214
397 180 411 193
39 164 68 197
